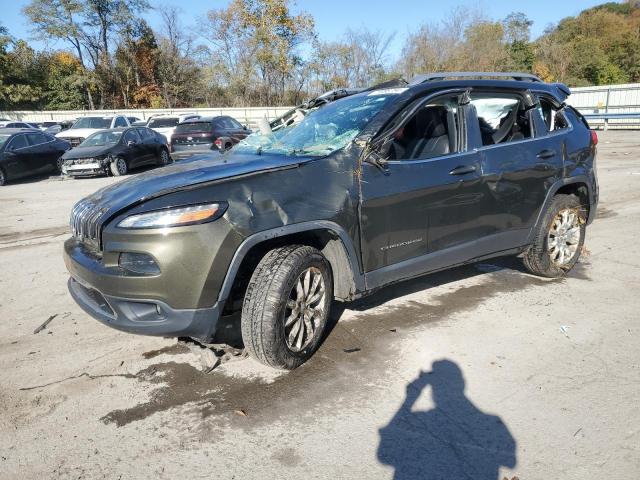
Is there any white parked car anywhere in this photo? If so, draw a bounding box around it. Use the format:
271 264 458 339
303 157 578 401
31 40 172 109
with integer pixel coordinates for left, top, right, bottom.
147 114 200 142
56 115 130 147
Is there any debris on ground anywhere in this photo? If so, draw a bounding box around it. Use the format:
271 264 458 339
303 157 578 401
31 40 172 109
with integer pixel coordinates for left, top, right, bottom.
560 325 570 338
33 314 57 334
234 409 248 417
179 338 248 373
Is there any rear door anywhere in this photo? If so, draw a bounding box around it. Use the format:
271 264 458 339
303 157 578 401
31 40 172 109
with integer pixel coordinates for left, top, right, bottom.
122 129 146 167
223 117 249 143
467 90 564 244
26 132 57 172
136 128 158 162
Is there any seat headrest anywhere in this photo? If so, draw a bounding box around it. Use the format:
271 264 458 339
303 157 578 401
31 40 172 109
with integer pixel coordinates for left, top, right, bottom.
416 106 448 138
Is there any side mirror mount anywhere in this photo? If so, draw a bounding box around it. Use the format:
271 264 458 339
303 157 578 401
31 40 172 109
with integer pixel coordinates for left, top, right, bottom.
364 138 392 172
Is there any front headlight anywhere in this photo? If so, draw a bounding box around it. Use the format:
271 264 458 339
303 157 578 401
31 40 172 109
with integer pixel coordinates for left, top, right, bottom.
117 202 225 229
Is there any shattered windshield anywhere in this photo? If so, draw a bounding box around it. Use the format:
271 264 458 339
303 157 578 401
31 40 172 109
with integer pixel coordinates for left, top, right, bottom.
235 91 402 157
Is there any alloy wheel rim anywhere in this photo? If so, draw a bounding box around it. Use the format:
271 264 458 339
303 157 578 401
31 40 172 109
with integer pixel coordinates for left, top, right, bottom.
117 158 127 174
161 150 169 164
284 267 326 352
0 169 4 184
57 158 64 172
548 208 581 266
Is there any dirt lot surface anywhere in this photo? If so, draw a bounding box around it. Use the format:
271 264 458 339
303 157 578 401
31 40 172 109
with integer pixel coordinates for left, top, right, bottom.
1 132 639 479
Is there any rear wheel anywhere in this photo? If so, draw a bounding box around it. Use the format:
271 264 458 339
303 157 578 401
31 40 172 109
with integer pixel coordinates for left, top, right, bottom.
523 194 586 277
110 157 128 176
241 245 333 370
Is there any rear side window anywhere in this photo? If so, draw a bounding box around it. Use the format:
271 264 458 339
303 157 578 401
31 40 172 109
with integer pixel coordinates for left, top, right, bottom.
26 132 48 146
470 93 533 146
538 97 570 132
137 128 154 140
123 129 141 143
225 117 243 129
175 122 213 133
8 134 28 150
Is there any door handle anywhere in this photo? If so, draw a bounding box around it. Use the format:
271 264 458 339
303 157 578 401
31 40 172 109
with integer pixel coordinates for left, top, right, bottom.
449 165 476 176
536 149 556 159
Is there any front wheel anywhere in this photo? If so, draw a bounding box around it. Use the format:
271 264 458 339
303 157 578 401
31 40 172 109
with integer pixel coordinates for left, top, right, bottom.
0 168 6 186
241 245 333 370
110 157 128 176
56 156 65 173
158 148 171 166
523 194 586 277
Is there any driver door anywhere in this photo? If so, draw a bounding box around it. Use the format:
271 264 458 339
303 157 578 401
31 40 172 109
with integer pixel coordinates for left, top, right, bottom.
359 93 486 288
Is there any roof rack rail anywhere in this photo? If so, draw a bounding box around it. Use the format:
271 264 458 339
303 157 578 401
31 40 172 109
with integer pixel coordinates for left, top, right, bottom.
410 72 543 84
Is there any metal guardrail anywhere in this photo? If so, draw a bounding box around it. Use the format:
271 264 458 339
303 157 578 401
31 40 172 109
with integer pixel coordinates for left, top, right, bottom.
582 112 640 130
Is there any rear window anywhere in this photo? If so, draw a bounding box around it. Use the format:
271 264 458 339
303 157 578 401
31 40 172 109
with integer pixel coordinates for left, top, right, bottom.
148 118 179 128
175 122 213 133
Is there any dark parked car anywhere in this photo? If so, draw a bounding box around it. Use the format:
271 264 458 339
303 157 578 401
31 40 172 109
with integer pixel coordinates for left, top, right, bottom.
170 116 251 159
3 121 40 129
64 72 598 370
0 129 71 186
61 126 171 177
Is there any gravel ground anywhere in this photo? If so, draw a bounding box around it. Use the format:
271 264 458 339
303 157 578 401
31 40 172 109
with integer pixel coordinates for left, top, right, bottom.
0 131 639 479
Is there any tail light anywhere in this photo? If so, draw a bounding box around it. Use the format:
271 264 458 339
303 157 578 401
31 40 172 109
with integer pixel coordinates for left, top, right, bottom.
590 130 598 146
214 138 223 150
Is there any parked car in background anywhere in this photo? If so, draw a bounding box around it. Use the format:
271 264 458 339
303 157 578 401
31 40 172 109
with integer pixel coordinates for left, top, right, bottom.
131 120 148 127
38 121 59 131
61 126 171 177
64 72 598 370
44 121 74 135
0 129 71 186
127 116 141 124
56 115 131 147
170 116 250 159
0 119 11 128
3 121 41 129
147 114 200 143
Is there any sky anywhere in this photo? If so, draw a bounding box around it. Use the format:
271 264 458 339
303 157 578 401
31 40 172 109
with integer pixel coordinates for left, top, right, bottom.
1 0 615 59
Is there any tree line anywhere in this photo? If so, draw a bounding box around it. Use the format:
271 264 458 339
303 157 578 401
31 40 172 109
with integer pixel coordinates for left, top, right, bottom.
1 0 639 111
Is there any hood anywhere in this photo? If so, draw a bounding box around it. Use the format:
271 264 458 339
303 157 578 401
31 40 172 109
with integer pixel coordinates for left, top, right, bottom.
62 144 115 160
85 151 312 218
56 128 102 140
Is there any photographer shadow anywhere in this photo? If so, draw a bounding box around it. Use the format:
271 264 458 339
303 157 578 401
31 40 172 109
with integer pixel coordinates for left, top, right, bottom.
378 360 516 480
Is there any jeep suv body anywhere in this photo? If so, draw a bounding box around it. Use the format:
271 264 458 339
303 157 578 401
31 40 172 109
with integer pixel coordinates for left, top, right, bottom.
64 73 598 369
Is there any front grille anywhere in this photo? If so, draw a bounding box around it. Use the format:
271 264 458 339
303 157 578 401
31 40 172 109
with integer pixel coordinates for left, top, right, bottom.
70 199 109 249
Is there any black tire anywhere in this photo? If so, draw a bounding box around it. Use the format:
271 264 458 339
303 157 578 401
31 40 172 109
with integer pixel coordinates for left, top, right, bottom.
241 245 333 370
110 157 128 176
0 167 6 186
523 194 586 278
158 147 171 166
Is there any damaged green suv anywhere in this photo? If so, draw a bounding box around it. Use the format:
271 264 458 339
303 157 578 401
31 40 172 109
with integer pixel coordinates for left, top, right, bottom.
64 73 598 369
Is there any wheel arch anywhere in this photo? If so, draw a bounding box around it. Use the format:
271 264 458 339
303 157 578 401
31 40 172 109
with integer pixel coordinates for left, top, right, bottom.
527 176 594 244
218 221 364 313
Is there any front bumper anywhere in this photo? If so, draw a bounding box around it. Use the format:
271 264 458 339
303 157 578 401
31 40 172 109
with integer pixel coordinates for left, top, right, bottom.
62 162 108 177
68 276 220 341
63 215 244 341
